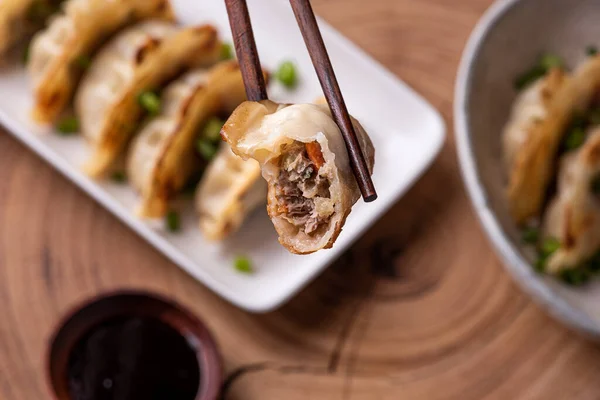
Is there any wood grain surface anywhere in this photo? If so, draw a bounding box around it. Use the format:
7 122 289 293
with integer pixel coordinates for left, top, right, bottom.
2 0 600 399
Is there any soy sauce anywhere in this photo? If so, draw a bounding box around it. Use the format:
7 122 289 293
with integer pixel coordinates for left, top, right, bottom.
68 317 200 400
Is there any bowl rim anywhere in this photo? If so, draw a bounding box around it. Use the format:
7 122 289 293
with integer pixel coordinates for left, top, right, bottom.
45 290 223 400
454 0 600 337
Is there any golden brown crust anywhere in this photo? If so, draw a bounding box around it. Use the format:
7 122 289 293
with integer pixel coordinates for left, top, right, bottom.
129 61 260 218
30 0 175 123
508 58 600 224
543 128 600 273
82 24 221 177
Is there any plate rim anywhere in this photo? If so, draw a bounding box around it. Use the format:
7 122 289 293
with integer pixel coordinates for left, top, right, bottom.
0 3 446 313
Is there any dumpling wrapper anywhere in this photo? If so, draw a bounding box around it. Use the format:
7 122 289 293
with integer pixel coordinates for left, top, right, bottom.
126 61 255 218
508 57 600 224
196 143 266 241
503 68 565 175
28 0 173 123
76 21 220 177
222 100 375 255
543 128 600 274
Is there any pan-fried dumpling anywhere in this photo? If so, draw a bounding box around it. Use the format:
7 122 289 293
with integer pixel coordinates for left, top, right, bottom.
28 0 173 123
76 21 220 177
196 143 267 241
0 0 60 59
222 100 375 255
508 57 600 224
503 68 566 175
126 61 252 218
543 128 600 274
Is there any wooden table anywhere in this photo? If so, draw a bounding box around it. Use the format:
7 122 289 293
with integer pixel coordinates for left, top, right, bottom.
2 0 600 398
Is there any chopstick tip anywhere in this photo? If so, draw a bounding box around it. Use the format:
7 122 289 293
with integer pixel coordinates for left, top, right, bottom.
363 193 378 203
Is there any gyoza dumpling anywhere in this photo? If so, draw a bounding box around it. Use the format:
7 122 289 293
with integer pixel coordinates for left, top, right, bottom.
508 57 600 224
503 69 566 175
76 21 220 177
222 100 375 255
28 0 173 123
0 0 61 59
126 61 251 217
543 128 600 274
196 143 266 241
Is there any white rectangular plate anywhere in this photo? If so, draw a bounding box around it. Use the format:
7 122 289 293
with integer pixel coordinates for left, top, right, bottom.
0 0 445 312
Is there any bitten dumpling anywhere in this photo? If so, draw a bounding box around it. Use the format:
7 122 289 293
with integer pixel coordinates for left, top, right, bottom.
543 128 600 274
196 143 267 241
76 21 220 177
0 0 59 59
28 0 173 122
222 100 375 255
126 61 251 218
508 57 600 224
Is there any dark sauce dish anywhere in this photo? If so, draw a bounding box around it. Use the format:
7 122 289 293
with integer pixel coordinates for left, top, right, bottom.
47 291 222 400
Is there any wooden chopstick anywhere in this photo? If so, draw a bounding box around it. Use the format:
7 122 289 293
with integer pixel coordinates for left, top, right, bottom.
289 0 377 202
225 0 377 202
224 0 268 101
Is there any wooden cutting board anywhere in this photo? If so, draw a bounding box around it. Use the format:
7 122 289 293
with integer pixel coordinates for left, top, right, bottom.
1 0 600 399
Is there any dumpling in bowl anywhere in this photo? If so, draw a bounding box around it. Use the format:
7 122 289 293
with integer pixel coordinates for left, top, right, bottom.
126 61 252 218
503 68 566 176
507 57 600 224
76 21 221 177
222 100 375 255
28 0 173 123
196 143 267 241
543 127 600 274
0 0 62 59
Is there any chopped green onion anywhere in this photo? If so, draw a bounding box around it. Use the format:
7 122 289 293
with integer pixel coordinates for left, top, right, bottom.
196 139 218 161
137 91 161 116
587 46 598 56
514 66 546 90
75 55 91 70
521 227 539 244
202 117 225 142
564 127 586 151
221 43 234 60
303 166 314 180
166 210 180 232
111 171 127 183
559 268 590 286
514 53 563 91
56 116 79 134
534 257 547 273
540 237 560 257
234 256 253 274
22 44 30 65
539 54 563 70
276 60 298 89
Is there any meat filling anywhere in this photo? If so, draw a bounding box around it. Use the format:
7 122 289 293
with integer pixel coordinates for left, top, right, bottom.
275 142 333 235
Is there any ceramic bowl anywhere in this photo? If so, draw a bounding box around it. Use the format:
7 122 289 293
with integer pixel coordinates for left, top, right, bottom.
47 291 222 399
455 0 600 337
